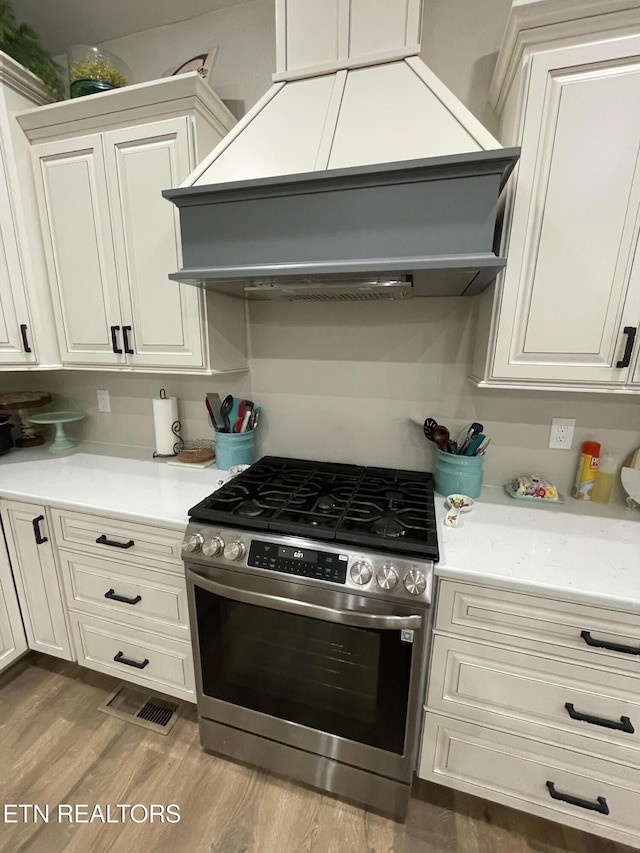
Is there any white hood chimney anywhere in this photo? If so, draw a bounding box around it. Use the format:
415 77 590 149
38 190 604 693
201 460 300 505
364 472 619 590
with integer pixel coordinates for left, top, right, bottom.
189 0 503 184
164 0 519 300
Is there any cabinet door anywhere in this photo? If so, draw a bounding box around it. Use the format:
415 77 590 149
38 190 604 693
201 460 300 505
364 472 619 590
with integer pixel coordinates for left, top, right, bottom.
0 501 73 660
0 148 36 365
104 118 205 370
0 526 28 672
32 135 124 366
492 36 640 385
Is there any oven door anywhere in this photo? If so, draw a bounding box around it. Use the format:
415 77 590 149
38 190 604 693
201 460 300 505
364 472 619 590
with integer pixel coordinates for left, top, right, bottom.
186 564 430 781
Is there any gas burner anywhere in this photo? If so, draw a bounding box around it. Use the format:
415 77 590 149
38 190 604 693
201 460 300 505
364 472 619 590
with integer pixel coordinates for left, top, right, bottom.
314 493 341 512
385 489 405 502
237 499 265 517
371 516 405 537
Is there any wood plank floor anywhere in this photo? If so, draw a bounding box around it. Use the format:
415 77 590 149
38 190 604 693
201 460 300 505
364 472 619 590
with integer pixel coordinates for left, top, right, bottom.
0 654 634 853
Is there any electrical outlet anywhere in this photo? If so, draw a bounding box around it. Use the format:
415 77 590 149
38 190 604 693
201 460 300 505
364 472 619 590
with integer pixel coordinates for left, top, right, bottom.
96 390 110 413
549 417 575 449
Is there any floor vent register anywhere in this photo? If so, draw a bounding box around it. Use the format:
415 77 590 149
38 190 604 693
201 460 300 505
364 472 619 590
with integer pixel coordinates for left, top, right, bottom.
99 684 181 735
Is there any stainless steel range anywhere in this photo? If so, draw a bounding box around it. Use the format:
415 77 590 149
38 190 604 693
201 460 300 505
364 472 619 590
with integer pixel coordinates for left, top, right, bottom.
181 456 438 819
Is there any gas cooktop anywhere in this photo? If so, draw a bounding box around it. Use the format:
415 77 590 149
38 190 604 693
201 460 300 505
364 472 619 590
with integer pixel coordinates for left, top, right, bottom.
189 456 439 561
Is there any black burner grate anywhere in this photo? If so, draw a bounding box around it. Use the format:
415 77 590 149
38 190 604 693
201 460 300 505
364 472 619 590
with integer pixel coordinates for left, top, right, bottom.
189 456 439 560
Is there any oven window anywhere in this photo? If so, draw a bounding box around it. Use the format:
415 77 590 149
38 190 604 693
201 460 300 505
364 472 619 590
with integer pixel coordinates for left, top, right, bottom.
194 586 413 754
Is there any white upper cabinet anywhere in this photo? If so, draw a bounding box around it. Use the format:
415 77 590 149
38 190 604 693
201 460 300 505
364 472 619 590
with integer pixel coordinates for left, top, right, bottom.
0 53 59 368
19 74 247 374
472 2 640 392
275 0 422 78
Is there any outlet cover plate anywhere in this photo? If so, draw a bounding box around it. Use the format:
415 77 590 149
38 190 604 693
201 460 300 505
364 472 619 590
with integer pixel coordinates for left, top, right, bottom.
97 390 110 413
549 417 575 449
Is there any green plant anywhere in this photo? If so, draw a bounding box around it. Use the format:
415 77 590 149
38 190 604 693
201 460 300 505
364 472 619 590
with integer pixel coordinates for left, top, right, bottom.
70 56 126 88
0 1 63 99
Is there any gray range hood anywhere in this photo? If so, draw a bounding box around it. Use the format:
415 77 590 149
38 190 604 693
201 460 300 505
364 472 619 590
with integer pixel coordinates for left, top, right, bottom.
163 1 520 301
164 148 519 299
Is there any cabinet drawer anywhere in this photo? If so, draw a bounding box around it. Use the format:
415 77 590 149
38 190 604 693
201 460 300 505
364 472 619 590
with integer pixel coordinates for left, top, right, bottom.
69 612 195 702
419 713 640 847
436 580 640 673
59 549 189 640
428 635 640 762
51 508 183 569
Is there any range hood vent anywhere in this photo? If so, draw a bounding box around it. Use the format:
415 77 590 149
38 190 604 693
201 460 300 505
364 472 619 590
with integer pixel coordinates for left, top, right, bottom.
164 148 519 299
163 1 520 300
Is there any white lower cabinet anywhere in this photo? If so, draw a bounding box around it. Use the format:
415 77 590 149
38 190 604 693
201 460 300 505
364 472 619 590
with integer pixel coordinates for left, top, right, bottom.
420 713 640 847
0 523 27 672
0 499 195 703
69 612 194 702
53 507 195 703
0 499 73 660
420 578 640 847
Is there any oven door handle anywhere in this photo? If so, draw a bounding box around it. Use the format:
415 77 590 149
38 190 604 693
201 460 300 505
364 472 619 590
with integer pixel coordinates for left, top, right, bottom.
187 568 423 630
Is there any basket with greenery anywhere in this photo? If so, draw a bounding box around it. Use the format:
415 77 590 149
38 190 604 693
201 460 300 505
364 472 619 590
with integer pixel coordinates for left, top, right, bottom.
0 1 63 99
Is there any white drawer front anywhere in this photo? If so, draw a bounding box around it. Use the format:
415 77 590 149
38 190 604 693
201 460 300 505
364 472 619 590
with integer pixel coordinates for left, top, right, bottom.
420 713 640 848
428 635 640 762
436 580 640 673
59 549 189 639
70 612 195 702
52 508 183 569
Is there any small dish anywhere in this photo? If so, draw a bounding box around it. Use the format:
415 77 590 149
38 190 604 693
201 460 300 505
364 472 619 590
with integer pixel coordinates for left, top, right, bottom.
446 494 474 512
504 484 566 505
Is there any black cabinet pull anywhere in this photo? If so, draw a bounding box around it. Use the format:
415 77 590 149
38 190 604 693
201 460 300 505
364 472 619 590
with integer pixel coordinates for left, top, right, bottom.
20 324 32 353
113 650 149 669
104 588 142 606
581 629 640 656
546 781 609 815
96 534 134 549
565 702 634 733
616 326 637 368
32 515 48 545
122 325 134 354
110 325 123 354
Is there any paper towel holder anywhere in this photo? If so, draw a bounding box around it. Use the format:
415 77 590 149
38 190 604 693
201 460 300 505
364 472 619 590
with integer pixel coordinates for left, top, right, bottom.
152 388 182 458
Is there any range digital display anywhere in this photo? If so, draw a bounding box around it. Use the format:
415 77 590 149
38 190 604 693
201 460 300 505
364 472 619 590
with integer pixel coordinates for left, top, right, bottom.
248 541 347 584
278 545 318 564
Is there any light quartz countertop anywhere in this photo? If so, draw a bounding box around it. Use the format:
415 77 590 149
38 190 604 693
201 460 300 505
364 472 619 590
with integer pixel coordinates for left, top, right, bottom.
436 487 640 612
1 446 639 609
0 446 229 531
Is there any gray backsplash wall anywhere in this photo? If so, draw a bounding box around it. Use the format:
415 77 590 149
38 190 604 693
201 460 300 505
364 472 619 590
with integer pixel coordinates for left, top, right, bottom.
3 0 640 504
3 298 639 505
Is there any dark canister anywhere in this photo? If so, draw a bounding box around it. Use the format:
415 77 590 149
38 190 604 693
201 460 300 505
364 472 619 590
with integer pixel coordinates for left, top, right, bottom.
0 418 14 455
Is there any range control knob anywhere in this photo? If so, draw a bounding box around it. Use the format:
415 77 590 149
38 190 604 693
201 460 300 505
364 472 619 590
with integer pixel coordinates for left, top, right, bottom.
202 537 224 557
403 569 427 596
224 540 246 561
376 564 398 590
182 533 204 554
350 560 373 585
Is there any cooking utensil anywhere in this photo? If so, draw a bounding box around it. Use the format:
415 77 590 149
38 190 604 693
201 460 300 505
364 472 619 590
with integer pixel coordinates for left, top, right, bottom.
205 393 225 431
220 395 233 433
464 432 486 457
250 406 261 431
474 437 491 456
423 417 438 441
239 400 254 432
432 425 452 453
234 400 246 433
457 422 484 455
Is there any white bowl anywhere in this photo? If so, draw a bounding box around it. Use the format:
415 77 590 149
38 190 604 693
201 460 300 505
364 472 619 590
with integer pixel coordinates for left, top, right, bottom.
446 494 475 512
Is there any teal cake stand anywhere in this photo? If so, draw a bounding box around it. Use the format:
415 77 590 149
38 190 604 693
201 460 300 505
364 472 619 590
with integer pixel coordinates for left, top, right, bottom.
27 411 85 453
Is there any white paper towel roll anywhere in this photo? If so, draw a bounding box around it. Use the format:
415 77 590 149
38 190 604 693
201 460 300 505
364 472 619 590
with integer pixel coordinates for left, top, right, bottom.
153 393 179 456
